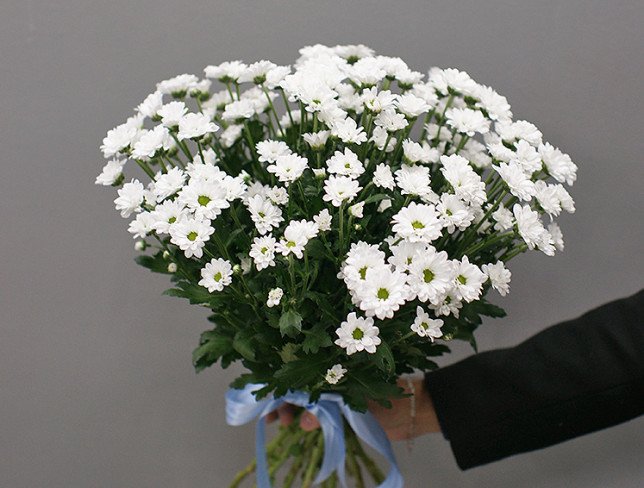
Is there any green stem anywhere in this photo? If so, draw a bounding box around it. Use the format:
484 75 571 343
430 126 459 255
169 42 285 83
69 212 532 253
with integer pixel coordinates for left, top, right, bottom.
301 432 324 488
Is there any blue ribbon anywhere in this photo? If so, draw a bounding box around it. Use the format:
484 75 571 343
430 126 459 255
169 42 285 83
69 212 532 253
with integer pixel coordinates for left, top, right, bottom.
226 384 403 488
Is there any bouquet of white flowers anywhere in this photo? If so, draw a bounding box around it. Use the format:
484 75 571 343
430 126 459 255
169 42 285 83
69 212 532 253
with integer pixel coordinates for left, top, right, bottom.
97 44 577 487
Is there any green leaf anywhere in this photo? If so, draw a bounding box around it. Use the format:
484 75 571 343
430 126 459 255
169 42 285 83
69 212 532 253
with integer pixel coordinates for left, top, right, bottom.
279 343 300 362
301 323 333 354
163 282 214 305
233 330 256 361
135 253 170 274
192 331 234 372
373 341 395 375
279 309 303 338
361 193 390 205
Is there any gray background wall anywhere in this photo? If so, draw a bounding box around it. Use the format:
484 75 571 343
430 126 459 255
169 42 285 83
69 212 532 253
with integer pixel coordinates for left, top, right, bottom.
1 1 642 487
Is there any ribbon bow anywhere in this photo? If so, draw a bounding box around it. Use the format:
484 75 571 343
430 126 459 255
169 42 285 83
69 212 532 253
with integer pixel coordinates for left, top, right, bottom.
226 384 403 488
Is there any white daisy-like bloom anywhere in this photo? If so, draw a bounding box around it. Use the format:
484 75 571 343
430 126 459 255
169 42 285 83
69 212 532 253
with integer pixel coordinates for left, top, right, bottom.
313 209 332 231
158 101 188 127
222 99 256 122
114 179 145 218
482 262 511 296
189 79 212 96
336 43 375 61
302 131 330 151
220 175 248 202
534 181 563 216
356 267 410 320
204 60 248 81
312 168 327 179
538 142 578 185
474 85 512 122
101 123 138 158
238 60 277 84
387 241 427 272
429 288 463 318
494 162 536 201
132 125 171 159
511 140 542 176
446 108 490 136
267 154 308 185
373 164 395 190
396 68 424 88
391 202 444 243
436 194 475 233
266 186 289 206
151 199 188 234
265 65 292 90
326 148 365 178
440 155 487 206
555 185 575 214
256 140 292 163
325 364 347 385
491 206 514 231
548 222 565 251
396 94 430 118
331 117 367 145
323 175 361 207
429 67 478 96
375 109 408 133
178 113 219 140
453 256 487 303
348 57 386 87
152 167 186 202
169 216 215 259
266 287 284 308
395 165 435 200
198 258 233 292
249 235 277 270
371 126 397 152
349 202 365 218
245 195 283 234
513 204 552 253
411 82 439 106
178 178 229 220
407 249 454 304
220 124 243 148
156 73 199 95
342 242 387 291
277 219 319 259
402 140 439 164
334 312 381 354
496 120 543 146
95 158 125 186
127 212 156 239
362 87 398 114
411 306 444 341
136 91 164 119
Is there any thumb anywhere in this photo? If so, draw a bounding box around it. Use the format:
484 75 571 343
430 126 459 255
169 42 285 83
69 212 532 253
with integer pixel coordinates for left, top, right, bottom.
300 411 321 431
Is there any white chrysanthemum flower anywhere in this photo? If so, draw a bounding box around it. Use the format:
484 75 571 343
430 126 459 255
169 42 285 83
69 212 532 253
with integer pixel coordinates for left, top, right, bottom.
548 222 565 251
411 82 439 106
256 140 291 163
267 287 284 307
373 164 395 190
411 307 444 341
302 131 330 150
265 65 292 89
395 165 436 201
370 126 397 152
167 262 178 273
277 219 319 259
349 202 364 218
204 60 248 82
482 262 511 296
169 216 215 259
492 206 514 231
132 125 172 159
511 140 542 175
375 109 408 133
152 167 186 202
95 159 125 186
335 44 375 61
325 364 347 384
179 179 229 220
266 186 289 206
446 108 490 136
128 212 156 239
220 175 247 202
407 249 454 303
323 175 361 207
114 179 145 218
136 91 164 119
429 67 478 96
156 74 199 96
220 124 243 148
396 94 430 118
331 117 367 145
453 256 487 303
326 148 365 179
534 181 563 216
267 154 308 185
496 120 542 146
238 60 277 84
538 142 577 185
513 204 554 255
222 99 256 122
402 140 439 164
158 101 188 127
362 88 397 114
396 68 424 88
178 113 219 140
151 199 188 234
101 123 138 158
440 155 487 206
474 85 512 122
494 162 536 201
342 242 387 290
391 202 443 243
356 267 410 320
348 57 386 87
334 313 381 354
313 209 332 231
249 235 277 270
198 258 233 292
387 241 426 272
429 288 463 318
246 195 283 234
437 194 475 233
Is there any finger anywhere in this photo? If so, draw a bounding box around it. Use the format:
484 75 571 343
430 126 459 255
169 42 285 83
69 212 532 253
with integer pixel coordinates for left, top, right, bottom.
265 411 278 424
300 411 321 431
278 404 295 426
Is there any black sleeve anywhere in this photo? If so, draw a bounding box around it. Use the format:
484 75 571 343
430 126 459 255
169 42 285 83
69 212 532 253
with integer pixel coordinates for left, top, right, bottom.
424 289 644 470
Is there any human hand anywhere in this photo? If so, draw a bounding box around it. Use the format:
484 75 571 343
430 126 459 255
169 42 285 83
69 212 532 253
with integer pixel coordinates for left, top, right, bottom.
265 376 441 440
